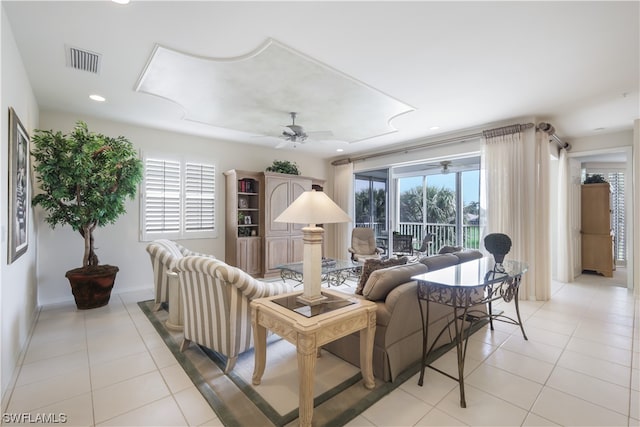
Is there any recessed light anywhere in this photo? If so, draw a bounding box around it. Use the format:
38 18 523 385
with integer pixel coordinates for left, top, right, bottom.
89 94 106 102
336 148 344 152
429 126 440 131
112 0 130 4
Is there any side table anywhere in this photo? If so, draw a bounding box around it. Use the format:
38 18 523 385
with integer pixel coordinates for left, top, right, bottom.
251 289 376 427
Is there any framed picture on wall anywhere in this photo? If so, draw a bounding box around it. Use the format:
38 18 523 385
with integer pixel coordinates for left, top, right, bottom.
8 107 29 264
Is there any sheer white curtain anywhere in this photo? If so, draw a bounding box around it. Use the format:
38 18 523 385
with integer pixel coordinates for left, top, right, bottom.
556 147 573 283
481 130 528 265
330 162 354 260
533 130 552 300
481 126 551 300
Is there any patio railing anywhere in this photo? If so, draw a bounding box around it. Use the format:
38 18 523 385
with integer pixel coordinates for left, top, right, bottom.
355 222 480 256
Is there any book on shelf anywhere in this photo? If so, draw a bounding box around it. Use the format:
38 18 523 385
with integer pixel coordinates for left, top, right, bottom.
238 178 257 193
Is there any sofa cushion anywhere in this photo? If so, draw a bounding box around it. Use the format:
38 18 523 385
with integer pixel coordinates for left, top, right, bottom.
363 262 428 301
355 256 408 295
453 249 483 263
438 245 463 254
419 253 460 271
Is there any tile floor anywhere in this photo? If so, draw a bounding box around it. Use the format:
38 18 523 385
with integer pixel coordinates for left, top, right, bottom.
2 269 638 426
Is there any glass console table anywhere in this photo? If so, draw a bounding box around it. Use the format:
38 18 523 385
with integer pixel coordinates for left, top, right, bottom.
412 257 529 408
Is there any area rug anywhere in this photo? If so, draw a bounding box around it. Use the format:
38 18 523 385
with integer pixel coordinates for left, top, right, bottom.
138 299 486 427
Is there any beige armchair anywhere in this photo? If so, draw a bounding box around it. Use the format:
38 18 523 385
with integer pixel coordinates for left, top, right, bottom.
174 255 294 373
146 239 213 312
348 227 383 262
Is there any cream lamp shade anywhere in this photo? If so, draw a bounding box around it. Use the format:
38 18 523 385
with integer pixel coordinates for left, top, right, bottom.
275 190 351 305
274 189 351 226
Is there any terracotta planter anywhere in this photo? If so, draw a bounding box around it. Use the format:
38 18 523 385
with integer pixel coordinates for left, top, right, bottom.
65 265 119 310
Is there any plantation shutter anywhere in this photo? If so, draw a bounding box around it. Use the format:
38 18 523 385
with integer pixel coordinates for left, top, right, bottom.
608 171 625 261
144 158 181 234
185 162 216 232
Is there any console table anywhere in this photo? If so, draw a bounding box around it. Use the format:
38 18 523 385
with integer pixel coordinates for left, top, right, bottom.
250 289 376 427
412 258 528 408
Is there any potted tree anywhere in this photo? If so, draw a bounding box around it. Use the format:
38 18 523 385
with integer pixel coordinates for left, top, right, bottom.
31 121 143 309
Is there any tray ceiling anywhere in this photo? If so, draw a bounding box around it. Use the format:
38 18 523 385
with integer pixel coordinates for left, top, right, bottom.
136 39 414 143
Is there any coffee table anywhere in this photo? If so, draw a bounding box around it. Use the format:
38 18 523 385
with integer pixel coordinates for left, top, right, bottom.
275 258 362 287
250 288 376 427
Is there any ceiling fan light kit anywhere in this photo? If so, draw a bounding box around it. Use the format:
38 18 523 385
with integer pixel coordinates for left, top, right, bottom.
440 160 451 174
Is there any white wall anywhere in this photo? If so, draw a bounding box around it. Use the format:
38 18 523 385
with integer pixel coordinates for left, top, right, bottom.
569 129 633 153
1 8 40 403
634 120 639 295
36 110 329 305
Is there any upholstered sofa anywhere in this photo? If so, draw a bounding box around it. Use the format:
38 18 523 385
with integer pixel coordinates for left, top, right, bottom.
323 249 484 382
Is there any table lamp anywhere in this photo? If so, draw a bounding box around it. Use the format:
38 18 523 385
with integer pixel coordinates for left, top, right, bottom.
275 189 351 305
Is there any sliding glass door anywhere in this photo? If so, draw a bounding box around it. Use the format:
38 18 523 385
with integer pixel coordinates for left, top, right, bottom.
354 169 388 238
394 160 480 254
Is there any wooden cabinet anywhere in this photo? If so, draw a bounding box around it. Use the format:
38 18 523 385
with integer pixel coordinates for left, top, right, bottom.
224 170 263 276
581 183 614 277
225 169 324 278
263 173 312 276
237 237 262 276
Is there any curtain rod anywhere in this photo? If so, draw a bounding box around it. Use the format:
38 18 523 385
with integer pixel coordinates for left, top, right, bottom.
537 122 570 150
330 122 534 166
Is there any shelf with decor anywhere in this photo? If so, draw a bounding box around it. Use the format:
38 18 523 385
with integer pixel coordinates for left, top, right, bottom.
224 169 325 278
224 170 263 276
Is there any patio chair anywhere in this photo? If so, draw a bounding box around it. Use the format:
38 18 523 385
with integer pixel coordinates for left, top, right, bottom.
392 233 414 256
415 233 434 256
348 227 384 262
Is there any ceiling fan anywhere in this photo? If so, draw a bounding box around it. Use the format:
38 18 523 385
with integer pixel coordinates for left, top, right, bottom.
274 112 334 149
440 161 451 174
281 112 308 143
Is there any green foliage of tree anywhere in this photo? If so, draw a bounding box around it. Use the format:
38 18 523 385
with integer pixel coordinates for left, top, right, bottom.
463 201 480 223
400 186 457 224
355 188 386 224
31 122 143 268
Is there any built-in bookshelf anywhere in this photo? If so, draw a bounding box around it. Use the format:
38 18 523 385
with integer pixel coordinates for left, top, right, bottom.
237 178 260 237
224 170 263 276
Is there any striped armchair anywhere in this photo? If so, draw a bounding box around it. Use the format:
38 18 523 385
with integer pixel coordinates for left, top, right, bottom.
174 256 293 373
146 239 214 311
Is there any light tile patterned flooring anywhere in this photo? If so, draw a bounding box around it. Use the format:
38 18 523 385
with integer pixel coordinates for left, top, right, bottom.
2 270 638 426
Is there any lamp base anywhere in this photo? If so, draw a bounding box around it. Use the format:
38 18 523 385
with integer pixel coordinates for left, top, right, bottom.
296 293 328 306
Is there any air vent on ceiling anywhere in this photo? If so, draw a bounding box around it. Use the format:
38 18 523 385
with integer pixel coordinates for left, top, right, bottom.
65 45 102 74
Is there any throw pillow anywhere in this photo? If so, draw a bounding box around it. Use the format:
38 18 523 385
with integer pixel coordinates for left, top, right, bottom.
362 262 428 301
355 256 408 295
438 245 463 254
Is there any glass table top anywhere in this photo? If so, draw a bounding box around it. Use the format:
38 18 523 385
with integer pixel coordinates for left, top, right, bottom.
275 259 362 275
412 257 528 288
271 292 356 318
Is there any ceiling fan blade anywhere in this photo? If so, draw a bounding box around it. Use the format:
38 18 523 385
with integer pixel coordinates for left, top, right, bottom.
282 126 296 136
275 140 289 149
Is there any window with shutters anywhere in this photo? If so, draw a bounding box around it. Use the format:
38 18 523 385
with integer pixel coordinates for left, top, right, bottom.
141 155 217 241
